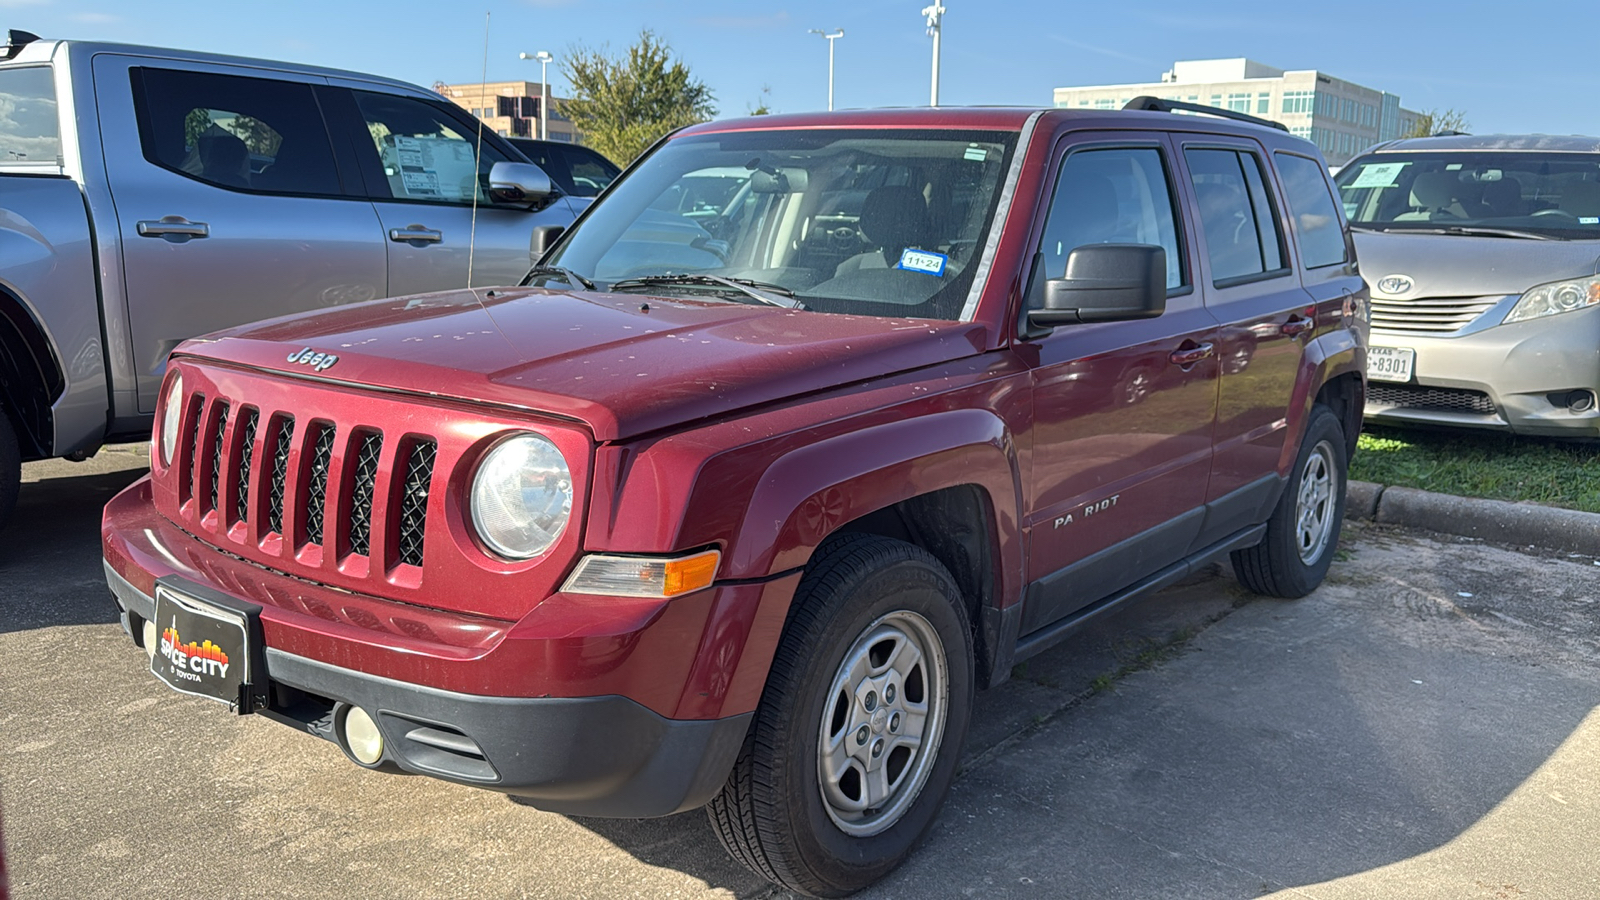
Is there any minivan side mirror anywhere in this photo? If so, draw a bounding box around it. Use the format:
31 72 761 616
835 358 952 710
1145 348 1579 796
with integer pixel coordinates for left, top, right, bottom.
488 161 559 209
1027 243 1167 328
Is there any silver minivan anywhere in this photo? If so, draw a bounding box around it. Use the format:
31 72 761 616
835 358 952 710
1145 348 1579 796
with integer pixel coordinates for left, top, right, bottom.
1334 134 1600 437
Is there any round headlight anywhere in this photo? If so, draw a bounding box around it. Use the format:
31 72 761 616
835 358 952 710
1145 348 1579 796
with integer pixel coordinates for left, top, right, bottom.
159 374 184 467
470 433 572 559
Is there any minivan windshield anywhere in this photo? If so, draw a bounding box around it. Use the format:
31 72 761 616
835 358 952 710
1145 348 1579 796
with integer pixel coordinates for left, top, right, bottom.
541 128 1018 321
1334 151 1600 240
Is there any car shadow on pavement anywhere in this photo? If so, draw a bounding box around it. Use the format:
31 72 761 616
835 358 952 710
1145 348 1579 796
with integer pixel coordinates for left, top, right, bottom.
537 807 777 898
0 464 147 634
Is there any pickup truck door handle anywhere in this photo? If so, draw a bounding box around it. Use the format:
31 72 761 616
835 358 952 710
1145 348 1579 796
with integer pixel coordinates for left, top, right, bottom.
1281 314 1315 337
389 226 444 244
136 217 209 238
1168 342 1214 367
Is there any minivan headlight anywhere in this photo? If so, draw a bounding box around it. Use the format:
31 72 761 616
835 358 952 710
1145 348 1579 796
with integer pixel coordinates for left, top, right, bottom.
469 432 572 559
1504 275 1600 324
158 374 184 467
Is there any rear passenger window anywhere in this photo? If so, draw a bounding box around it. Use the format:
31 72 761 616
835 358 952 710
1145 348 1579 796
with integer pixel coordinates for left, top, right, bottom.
133 68 341 195
1275 152 1349 268
562 146 619 196
1185 148 1288 284
1036 147 1186 294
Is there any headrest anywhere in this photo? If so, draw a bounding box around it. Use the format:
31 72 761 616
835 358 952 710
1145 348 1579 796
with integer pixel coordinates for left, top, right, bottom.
1408 172 1458 209
859 185 930 250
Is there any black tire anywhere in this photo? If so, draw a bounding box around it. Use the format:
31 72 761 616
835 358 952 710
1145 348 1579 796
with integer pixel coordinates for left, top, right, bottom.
0 406 19 535
1232 403 1348 598
707 533 975 897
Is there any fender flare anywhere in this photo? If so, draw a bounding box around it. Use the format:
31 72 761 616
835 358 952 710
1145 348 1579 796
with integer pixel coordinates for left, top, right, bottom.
726 407 1025 604
1279 328 1365 472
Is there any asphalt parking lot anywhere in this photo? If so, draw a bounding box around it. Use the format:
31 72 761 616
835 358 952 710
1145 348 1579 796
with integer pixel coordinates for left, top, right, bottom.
4 449 1600 899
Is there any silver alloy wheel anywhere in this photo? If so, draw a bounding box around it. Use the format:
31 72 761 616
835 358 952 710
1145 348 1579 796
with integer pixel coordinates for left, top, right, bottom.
1295 439 1338 564
817 609 950 837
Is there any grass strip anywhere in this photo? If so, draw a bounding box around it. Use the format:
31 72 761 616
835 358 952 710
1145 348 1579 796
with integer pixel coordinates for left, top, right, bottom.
1351 426 1600 513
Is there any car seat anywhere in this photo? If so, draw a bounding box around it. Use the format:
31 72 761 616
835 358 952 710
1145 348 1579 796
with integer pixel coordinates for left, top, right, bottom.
1480 178 1526 217
834 185 932 275
1393 171 1463 221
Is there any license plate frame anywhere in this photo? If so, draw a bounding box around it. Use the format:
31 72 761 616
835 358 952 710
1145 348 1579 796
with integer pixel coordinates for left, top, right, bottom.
1367 346 1416 383
149 580 268 714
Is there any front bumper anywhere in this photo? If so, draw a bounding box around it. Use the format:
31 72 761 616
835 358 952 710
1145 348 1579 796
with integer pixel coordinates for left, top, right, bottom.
1365 305 1600 437
103 477 798 817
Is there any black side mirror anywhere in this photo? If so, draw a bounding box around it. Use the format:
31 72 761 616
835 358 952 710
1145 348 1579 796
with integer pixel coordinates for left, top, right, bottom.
530 224 565 261
488 161 560 210
1027 243 1167 328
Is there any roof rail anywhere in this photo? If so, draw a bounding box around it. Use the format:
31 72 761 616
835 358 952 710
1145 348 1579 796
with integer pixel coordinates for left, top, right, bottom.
1430 130 1471 137
1122 95 1289 133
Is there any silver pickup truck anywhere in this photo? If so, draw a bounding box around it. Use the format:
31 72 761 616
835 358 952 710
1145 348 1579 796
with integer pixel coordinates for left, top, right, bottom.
0 30 578 530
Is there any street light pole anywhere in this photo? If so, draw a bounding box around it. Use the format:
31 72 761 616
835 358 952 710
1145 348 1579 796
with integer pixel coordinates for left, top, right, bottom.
807 28 845 111
922 3 946 107
519 50 555 139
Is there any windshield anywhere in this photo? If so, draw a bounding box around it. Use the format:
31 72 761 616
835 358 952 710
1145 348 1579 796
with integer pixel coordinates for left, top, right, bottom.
1334 151 1600 240
543 128 1019 321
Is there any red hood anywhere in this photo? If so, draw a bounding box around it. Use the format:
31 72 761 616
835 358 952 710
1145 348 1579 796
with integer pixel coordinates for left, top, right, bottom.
176 287 989 441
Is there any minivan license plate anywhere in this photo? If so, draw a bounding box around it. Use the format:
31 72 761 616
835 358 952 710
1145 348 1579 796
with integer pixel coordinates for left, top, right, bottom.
1367 346 1415 383
150 585 253 708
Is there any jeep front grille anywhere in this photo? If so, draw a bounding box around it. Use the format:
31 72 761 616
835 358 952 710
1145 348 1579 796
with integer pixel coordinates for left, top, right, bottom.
1368 384 1497 414
1369 295 1500 333
177 396 435 569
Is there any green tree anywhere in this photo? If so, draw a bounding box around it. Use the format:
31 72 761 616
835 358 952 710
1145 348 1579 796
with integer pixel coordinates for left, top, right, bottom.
748 85 774 116
561 30 715 164
1402 108 1470 139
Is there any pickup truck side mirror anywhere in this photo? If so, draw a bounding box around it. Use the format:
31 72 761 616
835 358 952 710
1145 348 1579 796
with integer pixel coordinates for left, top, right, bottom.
1027 243 1167 328
488 161 560 210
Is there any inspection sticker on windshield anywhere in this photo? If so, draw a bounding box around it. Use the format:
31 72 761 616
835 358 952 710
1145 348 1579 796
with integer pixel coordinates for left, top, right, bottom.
1349 162 1410 189
897 249 948 276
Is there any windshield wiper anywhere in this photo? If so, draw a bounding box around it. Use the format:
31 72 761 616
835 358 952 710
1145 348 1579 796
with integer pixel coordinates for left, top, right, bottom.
522 265 597 290
608 273 803 309
1352 224 1555 241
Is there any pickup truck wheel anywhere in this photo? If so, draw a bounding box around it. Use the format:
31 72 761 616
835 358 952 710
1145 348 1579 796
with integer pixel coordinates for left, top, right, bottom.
707 534 974 897
1232 404 1347 598
0 408 18 534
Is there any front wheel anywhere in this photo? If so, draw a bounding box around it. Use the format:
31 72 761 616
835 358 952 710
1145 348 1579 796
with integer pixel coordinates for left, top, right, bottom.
1232 403 1348 598
707 534 974 897
0 406 19 534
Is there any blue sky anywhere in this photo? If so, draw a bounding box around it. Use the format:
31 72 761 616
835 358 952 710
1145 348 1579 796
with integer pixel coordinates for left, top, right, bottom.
9 0 1598 134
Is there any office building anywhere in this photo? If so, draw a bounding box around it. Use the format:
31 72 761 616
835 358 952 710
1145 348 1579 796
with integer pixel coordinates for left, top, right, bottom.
438 81 579 143
1053 59 1424 166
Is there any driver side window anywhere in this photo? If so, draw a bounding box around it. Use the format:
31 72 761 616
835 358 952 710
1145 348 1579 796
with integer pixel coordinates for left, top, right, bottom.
351 92 509 204
1036 147 1186 303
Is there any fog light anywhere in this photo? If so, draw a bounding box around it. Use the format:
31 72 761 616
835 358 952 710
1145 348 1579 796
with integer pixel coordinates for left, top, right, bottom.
341 707 385 765
142 619 157 660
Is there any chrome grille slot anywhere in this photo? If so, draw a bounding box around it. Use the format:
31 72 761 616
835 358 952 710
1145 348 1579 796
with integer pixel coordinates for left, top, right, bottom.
207 402 229 513
347 431 383 557
267 417 294 536
235 408 259 524
303 423 336 546
1370 296 1500 333
395 440 435 568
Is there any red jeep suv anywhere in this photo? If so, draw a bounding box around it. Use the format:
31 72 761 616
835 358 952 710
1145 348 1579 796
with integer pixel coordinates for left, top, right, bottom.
104 100 1367 896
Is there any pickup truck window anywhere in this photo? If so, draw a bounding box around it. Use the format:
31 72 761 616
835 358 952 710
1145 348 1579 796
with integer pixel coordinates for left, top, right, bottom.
1036 147 1186 295
1186 148 1288 283
352 91 509 205
132 68 341 195
0 66 60 167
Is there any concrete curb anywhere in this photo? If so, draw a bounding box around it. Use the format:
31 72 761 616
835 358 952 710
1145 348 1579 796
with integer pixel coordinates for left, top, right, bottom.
1345 480 1600 557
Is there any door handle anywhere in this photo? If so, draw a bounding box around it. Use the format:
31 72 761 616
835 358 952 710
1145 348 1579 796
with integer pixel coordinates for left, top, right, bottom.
1168 342 1215 367
389 226 443 244
1282 315 1314 337
136 217 209 238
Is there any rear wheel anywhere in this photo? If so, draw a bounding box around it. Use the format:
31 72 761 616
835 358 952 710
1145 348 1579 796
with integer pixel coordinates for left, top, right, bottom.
707 534 974 897
0 406 19 534
1232 404 1347 598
